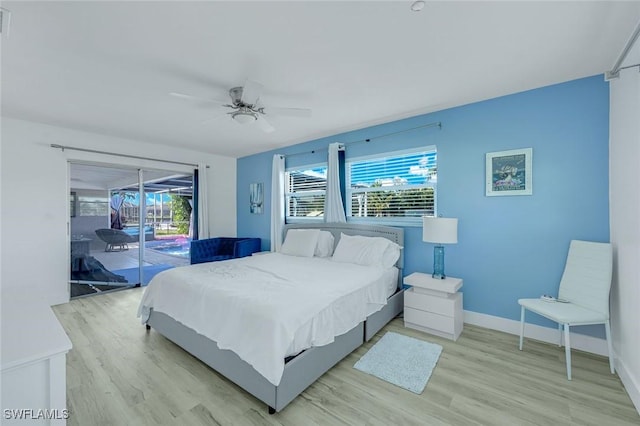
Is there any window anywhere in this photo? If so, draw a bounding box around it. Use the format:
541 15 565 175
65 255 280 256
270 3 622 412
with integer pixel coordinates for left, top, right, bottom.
285 165 327 221
346 147 437 224
78 195 109 216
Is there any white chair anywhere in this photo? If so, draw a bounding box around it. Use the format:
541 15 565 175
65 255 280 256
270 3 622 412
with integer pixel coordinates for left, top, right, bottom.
518 240 615 380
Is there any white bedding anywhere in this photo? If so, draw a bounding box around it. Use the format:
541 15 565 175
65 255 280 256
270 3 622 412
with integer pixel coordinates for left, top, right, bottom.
137 253 397 386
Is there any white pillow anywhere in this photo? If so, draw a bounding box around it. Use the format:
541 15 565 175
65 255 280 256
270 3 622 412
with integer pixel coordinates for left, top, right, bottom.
280 229 320 257
331 233 400 267
381 242 401 268
314 231 335 257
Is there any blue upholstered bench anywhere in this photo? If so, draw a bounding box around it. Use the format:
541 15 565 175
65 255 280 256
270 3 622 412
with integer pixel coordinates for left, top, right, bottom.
190 237 261 265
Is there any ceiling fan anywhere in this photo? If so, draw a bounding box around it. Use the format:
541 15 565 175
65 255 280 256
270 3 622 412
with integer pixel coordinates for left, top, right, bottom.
170 79 311 133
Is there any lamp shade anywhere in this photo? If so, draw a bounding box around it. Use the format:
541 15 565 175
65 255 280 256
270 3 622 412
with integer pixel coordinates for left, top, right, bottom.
422 217 458 244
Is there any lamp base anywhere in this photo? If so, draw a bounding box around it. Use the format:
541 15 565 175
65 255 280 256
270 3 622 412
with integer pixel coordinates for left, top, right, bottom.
432 245 446 280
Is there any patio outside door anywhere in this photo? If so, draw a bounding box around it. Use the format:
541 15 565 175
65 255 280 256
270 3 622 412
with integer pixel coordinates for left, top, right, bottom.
69 164 141 297
69 163 194 298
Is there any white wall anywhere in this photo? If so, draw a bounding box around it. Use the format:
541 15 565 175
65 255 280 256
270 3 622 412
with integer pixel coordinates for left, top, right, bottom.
609 41 640 413
0 117 237 306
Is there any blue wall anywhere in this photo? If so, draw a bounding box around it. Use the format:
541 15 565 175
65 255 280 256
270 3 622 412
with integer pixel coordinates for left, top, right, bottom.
236 75 610 334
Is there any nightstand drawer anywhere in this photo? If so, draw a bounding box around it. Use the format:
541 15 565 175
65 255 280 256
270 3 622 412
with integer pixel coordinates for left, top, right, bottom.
405 307 455 334
405 288 461 317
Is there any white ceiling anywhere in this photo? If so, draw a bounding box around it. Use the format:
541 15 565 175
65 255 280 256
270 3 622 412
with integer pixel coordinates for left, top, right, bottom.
2 1 639 158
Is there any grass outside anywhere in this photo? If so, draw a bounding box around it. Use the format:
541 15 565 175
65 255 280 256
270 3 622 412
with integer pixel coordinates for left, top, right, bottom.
155 229 183 236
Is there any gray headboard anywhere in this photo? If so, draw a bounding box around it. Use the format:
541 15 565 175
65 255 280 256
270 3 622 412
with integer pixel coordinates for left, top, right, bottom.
283 222 404 290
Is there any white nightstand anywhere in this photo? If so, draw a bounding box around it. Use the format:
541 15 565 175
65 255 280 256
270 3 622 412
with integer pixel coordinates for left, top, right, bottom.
403 272 463 341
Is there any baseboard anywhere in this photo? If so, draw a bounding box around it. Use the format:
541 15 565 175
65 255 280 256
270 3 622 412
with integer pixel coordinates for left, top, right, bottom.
463 310 609 357
615 355 640 415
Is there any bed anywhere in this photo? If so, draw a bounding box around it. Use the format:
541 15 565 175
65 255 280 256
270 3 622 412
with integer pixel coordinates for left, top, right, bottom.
138 223 404 413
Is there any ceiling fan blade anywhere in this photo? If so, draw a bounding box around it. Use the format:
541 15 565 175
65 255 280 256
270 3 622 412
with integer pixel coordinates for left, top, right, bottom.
170 92 227 105
241 79 263 106
263 106 312 118
201 112 231 125
255 115 275 133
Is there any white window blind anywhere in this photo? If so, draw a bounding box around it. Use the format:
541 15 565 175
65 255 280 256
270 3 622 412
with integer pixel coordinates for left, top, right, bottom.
346 147 437 224
285 165 327 221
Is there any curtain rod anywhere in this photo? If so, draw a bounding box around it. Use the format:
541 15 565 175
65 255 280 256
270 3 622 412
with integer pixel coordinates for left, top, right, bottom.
606 19 640 80
284 121 442 158
50 144 209 168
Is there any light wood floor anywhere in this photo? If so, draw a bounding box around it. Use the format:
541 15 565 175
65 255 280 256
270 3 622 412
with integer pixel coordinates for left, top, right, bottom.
53 288 640 426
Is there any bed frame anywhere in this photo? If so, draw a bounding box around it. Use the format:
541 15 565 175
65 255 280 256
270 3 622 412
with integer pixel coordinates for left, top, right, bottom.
145 223 404 413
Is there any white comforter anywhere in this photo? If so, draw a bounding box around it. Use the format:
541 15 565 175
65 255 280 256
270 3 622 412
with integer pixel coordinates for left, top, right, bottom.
137 253 393 386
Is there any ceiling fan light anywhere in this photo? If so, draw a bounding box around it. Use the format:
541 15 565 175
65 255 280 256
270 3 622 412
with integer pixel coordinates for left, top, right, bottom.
232 111 257 124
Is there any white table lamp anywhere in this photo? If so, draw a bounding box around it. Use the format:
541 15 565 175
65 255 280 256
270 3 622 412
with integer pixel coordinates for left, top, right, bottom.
422 217 458 279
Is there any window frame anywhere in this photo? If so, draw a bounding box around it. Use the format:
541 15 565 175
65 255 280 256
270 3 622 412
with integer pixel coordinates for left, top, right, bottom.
284 162 328 223
345 146 437 227
77 194 110 217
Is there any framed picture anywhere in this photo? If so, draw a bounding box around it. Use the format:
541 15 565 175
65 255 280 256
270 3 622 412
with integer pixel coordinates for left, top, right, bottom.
249 183 263 214
486 148 532 196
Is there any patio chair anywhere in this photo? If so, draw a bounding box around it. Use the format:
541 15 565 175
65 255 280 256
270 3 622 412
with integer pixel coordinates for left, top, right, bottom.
190 237 261 264
95 228 137 252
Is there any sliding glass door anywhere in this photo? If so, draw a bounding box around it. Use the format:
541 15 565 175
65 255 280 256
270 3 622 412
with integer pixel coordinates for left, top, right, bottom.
69 163 194 298
69 164 141 297
124 170 195 286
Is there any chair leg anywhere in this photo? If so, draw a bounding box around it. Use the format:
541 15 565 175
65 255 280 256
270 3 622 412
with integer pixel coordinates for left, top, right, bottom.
558 323 563 347
564 324 572 380
519 306 525 350
605 320 615 374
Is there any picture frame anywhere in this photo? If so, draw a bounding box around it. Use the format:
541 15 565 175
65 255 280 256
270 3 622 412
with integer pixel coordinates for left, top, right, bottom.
486 148 532 196
249 183 263 214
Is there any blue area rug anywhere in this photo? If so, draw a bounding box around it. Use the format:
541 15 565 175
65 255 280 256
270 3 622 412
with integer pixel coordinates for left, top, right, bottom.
354 331 443 394
111 264 174 286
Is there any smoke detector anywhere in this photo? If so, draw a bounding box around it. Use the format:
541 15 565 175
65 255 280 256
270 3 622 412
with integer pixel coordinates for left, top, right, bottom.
0 7 11 37
411 1 425 12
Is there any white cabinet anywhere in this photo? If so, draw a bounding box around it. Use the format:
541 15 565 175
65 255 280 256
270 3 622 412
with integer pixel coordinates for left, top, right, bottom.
403 273 463 341
1 293 72 425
